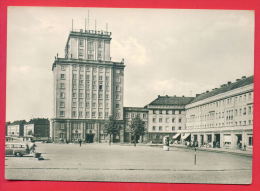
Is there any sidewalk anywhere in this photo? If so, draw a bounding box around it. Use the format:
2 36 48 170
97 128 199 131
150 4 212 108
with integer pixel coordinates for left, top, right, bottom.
170 144 252 157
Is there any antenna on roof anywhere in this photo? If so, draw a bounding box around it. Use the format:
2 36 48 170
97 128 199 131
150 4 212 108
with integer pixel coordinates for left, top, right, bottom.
87 9 90 30
106 23 108 32
84 17 86 31
95 19 97 31
72 19 74 31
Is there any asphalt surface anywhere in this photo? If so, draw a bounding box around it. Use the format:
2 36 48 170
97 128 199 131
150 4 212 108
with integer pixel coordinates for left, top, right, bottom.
5 143 252 184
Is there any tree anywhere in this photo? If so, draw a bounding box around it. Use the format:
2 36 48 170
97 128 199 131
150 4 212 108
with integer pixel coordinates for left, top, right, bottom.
104 115 120 145
130 115 145 146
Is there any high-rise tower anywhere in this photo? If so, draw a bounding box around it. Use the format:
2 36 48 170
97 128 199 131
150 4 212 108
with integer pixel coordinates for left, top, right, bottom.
51 28 125 143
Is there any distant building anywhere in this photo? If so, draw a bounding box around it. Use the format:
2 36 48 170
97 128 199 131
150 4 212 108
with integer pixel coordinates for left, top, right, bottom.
123 107 148 143
24 118 50 138
7 120 26 137
146 95 194 143
51 28 125 143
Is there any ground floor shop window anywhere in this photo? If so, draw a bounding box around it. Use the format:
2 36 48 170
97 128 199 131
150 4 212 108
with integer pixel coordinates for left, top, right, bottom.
248 136 253 146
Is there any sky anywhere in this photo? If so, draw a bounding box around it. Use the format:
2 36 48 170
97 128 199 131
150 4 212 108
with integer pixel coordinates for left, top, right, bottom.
6 7 254 122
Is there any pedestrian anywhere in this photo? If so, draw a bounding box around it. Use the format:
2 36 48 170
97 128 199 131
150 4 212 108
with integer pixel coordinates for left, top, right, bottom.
79 139 82 147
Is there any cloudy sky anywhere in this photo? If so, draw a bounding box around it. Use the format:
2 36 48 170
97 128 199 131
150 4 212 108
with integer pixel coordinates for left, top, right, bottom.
6 7 254 122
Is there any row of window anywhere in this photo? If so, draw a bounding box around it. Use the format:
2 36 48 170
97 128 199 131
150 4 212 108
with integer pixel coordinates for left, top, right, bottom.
152 117 182 123
187 119 253 129
126 113 147 119
188 92 253 113
152 110 184 115
61 65 121 75
152 126 182 131
188 105 253 122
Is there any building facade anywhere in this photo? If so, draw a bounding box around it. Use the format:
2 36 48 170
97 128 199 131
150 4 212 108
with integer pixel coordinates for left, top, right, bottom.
24 118 50 138
145 76 253 149
52 29 125 143
123 107 148 143
184 76 253 149
146 95 194 143
7 120 26 137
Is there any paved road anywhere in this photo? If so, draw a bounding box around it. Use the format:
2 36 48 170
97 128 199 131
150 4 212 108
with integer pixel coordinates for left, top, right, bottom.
5 143 252 184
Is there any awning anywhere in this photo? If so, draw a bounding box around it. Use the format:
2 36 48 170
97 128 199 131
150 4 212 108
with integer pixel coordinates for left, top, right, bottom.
172 133 180 139
181 133 191 140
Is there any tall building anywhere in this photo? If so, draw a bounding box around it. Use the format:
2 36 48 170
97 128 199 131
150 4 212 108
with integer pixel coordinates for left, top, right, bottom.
52 29 125 143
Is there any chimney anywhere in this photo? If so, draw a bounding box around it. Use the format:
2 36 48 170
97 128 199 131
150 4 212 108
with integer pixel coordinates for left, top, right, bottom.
236 79 240 82
206 91 209 93
158 95 160 98
242 76 246 79
227 81 232 85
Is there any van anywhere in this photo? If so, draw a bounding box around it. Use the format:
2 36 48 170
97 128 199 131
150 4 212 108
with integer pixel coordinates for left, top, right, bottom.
5 143 30 157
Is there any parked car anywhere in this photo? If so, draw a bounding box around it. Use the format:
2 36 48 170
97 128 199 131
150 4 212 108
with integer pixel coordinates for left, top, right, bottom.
5 142 30 157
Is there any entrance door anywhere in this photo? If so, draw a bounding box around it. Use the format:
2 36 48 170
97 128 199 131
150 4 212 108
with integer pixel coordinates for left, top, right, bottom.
200 135 204 145
236 134 242 149
85 134 94 143
215 134 220 148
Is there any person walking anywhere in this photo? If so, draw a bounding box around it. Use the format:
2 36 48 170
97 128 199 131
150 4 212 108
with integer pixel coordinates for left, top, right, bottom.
79 139 82 147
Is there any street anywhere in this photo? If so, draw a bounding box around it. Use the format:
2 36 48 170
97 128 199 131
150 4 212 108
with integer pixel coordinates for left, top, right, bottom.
5 143 252 184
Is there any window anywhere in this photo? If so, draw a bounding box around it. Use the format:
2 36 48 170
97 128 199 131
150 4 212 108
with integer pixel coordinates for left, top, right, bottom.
92 112 96 117
61 66 66 71
72 111 76 117
92 102 96 107
153 118 156 123
116 104 120 108
153 110 156 114
99 85 103 90
60 123 65 129
79 111 83 117
243 107 247 115
159 126 162 131
86 112 90 118
165 118 169 123
152 126 156 131
159 118 162 123
60 111 65 117
60 74 65 79
248 106 252 114
79 39 84 46
248 136 253 146
86 102 90 108
60 101 65 108
179 110 181 114
172 126 175 131
60 92 65 98
98 112 102 118
172 118 175 123
116 94 120 100
105 112 109 117
159 110 162 114
179 118 182 123
116 86 120 91
178 126 182 130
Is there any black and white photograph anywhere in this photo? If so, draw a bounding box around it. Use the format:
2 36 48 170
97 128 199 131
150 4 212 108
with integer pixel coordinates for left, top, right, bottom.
5 7 254 184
